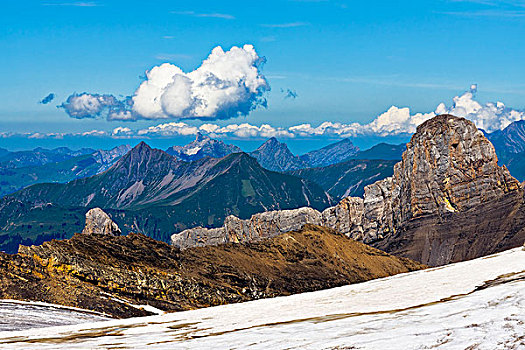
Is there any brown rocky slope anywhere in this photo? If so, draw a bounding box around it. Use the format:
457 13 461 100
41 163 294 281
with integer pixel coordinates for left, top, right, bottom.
0 225 423 318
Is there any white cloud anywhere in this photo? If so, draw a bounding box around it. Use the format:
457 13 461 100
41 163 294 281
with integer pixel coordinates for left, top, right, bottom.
134 45 269 120
112 127 133 137
62 45 269 122
211 123 294 138
42 2 100 7
171 11 235 20
28 86 525 140
437 91 525 131
79 130 107 137
261 22 310 28
137 122 200 137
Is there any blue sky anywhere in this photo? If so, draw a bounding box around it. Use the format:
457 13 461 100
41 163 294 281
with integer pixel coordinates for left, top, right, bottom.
1 0 525 152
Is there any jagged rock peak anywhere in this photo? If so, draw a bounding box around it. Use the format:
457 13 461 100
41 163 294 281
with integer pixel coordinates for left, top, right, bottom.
250 137 307 171
132 141 151 152
398 114 519 216
194 132 209 142
82 208 121 236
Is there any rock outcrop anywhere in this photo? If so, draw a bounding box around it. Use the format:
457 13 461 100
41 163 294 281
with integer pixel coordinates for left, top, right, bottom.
174 115 525 266
82 208 121 236
173 199 366 249
172 207 324 249
0 225 423 318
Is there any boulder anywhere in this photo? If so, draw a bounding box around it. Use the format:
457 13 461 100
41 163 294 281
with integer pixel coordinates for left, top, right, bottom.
82 208 121 236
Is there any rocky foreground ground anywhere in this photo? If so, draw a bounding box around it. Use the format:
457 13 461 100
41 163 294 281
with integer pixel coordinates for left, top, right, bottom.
0 225 423 318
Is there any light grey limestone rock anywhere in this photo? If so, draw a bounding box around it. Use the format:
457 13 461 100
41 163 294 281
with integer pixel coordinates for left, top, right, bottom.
82 208 121 236
172 207 322 249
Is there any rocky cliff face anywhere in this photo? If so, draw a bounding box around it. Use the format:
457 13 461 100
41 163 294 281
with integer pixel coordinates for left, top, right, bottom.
174 115 525 266
356 115 520 244
0 226 423 318
82 208 121 236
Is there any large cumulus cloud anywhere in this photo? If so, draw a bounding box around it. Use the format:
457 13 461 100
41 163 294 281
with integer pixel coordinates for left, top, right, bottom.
60 45 269 121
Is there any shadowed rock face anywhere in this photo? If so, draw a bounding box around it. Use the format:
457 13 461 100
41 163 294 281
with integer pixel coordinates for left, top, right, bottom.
174 115 525 266
0 226 423 318
82 208 121 236
360 114 521 244
360 115 524 265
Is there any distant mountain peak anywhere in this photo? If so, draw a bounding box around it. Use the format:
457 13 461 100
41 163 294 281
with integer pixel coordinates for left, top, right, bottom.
249 138 306 172
134 141 151 150
194 132 209 142
488 119 525 154
165 134 241 162
262 137 280 146
299 138 359 168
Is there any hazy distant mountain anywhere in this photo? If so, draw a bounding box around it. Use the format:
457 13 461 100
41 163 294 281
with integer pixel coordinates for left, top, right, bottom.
249 138 400 172
289 159 396 199
0 145 130 197
485 121 525 181
0 148 9 159
166 133 241 162
488 120 525 154
0 142 330 252
299 139 359 168
0 147 95 169
90 145 132 173
249 137 308 172
350 143 405 161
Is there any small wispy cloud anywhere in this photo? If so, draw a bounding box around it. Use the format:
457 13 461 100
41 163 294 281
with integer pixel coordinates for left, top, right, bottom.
162 36 175 40
39 93 56 105
442 0 525 17
42 1 100 7
171 11 235 20
448 0 525 6
441 9 525 17
155 53 192 61
266 74 287 80
281 88 298 99
260 36 277 42
261 22 310 28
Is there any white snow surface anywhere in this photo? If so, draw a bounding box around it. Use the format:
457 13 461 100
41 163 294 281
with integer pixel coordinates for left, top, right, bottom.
0 247 524 349
0 300 109 332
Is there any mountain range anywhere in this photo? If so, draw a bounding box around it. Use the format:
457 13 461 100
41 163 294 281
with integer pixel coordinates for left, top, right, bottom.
0 146 95 169
0 145 131 197
0 143 330 252
177 115 525 267
486 120 525 181
288 158 397 199
4 117 525 255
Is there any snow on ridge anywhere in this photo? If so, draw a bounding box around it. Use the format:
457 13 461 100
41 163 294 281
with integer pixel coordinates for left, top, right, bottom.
0 247 523 349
